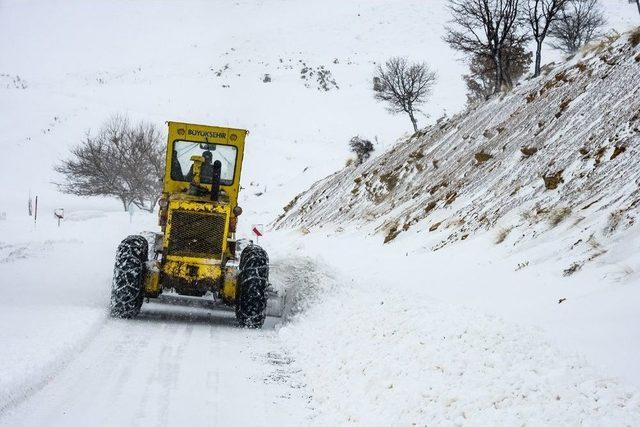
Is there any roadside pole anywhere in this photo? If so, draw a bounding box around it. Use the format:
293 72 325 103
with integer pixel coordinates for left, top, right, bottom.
252 224 264 245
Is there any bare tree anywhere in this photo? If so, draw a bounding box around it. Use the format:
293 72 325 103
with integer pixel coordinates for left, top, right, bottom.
444 0 529 94
464 41 532 104
349 136 374 165
548 0 606 54
55 116 165 211
374 57 437 133
526 0 569 76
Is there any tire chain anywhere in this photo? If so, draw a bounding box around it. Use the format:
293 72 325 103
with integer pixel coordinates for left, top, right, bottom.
237 245 269 328
110 235 148 318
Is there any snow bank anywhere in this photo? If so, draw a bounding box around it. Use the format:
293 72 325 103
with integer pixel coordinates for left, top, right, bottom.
274 231 640 425
271 256 339 321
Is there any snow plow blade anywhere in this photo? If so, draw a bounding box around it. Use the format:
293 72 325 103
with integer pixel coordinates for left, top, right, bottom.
266 285 285 318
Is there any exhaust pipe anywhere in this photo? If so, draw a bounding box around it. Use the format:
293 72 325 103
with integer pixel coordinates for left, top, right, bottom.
211 160 221 201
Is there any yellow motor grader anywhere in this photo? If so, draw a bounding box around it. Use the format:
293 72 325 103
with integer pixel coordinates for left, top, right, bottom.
110 121 270 328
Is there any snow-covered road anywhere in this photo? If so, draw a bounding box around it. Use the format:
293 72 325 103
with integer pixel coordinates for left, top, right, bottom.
1 299 308 427
0 213 310 427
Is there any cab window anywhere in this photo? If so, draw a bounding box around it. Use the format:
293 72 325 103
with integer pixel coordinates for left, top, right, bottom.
171 140 237 185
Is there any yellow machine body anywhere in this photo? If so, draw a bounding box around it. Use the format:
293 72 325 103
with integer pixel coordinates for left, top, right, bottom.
146 121 247 301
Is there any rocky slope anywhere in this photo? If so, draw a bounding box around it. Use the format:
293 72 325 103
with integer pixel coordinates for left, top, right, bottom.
275 30 640 260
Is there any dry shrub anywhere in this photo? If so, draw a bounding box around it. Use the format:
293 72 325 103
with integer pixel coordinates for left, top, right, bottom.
475 152 493 163
555 97 572 118
543 171 564 190
610 146 626 160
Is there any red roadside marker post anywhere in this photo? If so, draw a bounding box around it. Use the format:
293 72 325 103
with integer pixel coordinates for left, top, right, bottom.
251 224 264 244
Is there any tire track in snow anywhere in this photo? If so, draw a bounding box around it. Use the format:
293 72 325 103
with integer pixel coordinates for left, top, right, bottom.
0 312 108 417
0 297 311 427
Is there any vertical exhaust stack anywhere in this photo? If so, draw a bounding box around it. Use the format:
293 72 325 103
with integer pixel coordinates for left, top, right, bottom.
211 160 222 201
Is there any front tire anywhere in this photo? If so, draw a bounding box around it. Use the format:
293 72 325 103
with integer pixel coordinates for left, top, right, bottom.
235 245 269 328
110 235 148 318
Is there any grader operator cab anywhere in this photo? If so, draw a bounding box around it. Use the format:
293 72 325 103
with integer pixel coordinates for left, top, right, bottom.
109 121 270 328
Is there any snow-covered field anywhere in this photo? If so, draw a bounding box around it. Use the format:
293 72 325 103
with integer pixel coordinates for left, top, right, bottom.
2 0 640 425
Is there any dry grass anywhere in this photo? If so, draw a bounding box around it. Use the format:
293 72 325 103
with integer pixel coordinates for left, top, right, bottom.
494 227 513 244
556 97 572 118
424 200 437 214
547 207 572 227
605 210 624 235
563 262 582 277
630 27 640 47
446 217 465 228
520 205 549 224
383 221 401 244
582 32 620 55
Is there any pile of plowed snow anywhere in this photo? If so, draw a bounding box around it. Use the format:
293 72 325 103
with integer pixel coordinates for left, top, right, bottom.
279 272 640 425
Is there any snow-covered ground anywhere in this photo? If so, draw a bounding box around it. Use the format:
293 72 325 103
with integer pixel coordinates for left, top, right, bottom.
271 227 640 425
2 211 640 425
2 0 640 425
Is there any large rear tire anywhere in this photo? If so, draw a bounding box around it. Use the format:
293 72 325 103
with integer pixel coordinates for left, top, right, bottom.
235 245 269 328
110 235 148 319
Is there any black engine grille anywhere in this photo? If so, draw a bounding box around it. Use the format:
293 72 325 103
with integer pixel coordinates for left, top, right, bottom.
167 210 226 258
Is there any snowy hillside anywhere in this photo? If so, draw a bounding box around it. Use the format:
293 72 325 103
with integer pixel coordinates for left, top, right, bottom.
269 27 640 422
275 29 640 251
